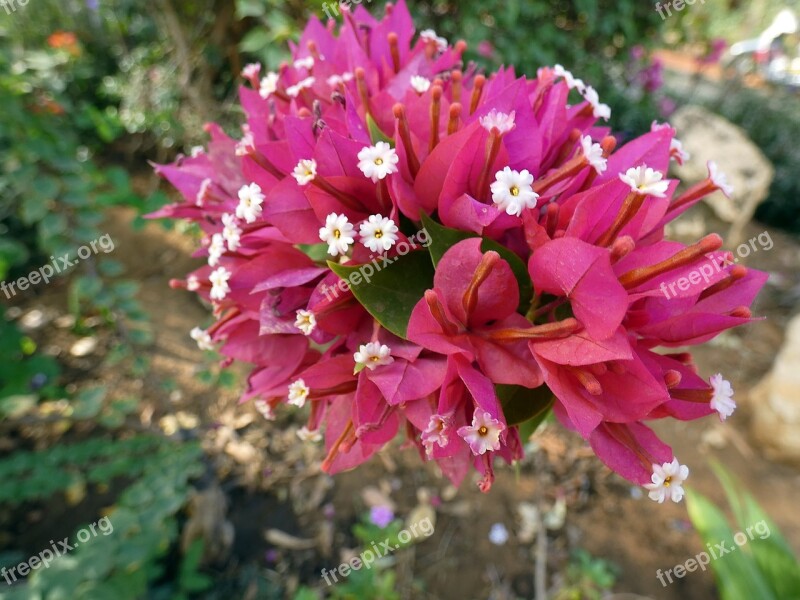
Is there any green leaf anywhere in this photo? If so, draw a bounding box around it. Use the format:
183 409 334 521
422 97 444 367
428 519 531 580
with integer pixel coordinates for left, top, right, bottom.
367 114 394 146
328 250 434 339
239 29 272 53
710 462 800 599
686 488 778 600
420 213 533 314
497 384 554 427
72 386 107 419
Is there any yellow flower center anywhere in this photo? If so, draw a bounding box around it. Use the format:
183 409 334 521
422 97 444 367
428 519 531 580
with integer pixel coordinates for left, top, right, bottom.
374 158 384 165
478 426 489 436
370 356 380 362
333 229 341 239
510 186 520 197
374 230 383 239
664 477 672 488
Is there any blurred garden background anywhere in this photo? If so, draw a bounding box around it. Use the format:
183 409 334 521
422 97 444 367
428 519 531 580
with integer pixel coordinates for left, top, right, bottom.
1 0 799 598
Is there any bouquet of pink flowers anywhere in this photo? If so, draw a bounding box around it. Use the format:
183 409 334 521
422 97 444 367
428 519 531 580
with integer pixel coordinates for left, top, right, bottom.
151 1 764 502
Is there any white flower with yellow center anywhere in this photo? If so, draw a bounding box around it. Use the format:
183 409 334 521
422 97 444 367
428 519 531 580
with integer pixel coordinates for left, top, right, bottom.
420 29 448 52
190 327 214 351
582 86 611 121
292 158 317 186
286 77 315 98
235 182 265 224
353 342 394 372
288 379 310 407
357 142 399 182
297 426 322 442
259 72 279 99
221 213 242 252
294 309 316 336
644 458 689 503
209 267 231 301
241 63 261 80
490 166 539 216
410 75 431 93
581 136 607 174
319 212 355 256
707 161 734 198
480 109 516 134
709 373 736 420
359 214 399 253
254 399 275 421
619 166 669 198
457 409 505 455
421 413 453 455
293 56 314 70
207 233 225 267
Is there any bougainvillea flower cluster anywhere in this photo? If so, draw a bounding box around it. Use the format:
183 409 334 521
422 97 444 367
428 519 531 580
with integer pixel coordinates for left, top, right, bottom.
151 1 766 501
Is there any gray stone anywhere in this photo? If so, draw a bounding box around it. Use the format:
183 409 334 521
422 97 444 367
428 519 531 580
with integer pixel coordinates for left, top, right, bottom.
749 313 800 463
671 105 774 245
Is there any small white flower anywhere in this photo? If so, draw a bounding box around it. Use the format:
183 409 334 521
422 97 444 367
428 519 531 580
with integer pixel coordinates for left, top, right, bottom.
709 373 736 420
359 214 399 253
670 138 690 165
209 267 231 301
235 131 255 157
288 379 310 407
457 409 505 455
196 178 212 206
581 135 607 174
221 213 242 252
357 142 400 182
707 161 734 198
186 275 200 291
421 413 453 455
207 233 225 267
480 109 516 134
259 72 280 98
353 342 394 371
297 426 322 442
190 327 214 351
553 64 584 92
420 29 448 52
410 75 431 93
254 399 275 421
490 166 539 216
286 76 315 98
582 86 611 121
241 63 261 80
294 309 316 336
235 182 265 224
319 212 355 256
293 56 314 70
292 158 317 186
644 458 689 504
190 145 205 158
619 166 669 198
489 523 509 546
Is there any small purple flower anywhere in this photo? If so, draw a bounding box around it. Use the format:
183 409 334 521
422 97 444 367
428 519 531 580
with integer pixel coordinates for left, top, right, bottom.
369 505 395 528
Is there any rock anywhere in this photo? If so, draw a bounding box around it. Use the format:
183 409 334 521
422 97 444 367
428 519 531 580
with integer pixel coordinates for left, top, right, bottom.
69 336 98 357
670 105 774 245
749 313 800 463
